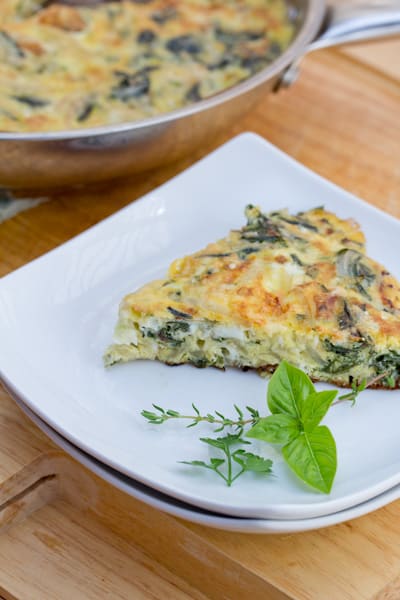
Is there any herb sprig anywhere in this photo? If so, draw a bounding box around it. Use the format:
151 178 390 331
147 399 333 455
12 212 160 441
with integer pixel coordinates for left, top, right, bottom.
142 403 260 433
246 362 337 493
333 371 388 406
181 433 272 486
141 361 374 493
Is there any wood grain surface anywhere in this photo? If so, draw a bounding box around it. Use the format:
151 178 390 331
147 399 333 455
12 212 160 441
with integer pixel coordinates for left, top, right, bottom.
344 40 400 81
0 40 399 600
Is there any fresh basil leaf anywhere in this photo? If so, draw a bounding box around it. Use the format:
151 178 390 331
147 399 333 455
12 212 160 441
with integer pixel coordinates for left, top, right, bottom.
282 426 337 493
268 361 315 419
232 450 273 473
301 390 337 431
246 414 300 445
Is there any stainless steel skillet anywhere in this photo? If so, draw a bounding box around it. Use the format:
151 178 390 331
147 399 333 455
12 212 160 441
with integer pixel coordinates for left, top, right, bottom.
1 0 399 191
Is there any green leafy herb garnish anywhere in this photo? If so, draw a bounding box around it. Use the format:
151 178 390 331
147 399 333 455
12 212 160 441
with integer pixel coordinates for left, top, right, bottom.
335 378 367 406
181 433 272 486
333 371 389 407
141 361 376 493
247 362 337 493
142 402 259 433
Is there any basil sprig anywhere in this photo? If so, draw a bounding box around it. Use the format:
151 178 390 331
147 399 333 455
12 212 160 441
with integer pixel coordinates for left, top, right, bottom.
247 361 337 493
141 360 376 493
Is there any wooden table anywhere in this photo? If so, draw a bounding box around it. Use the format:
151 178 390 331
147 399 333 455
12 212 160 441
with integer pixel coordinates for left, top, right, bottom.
0 41 400 600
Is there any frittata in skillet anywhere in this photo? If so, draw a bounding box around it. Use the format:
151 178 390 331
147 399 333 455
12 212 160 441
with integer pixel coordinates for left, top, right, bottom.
104 205 400 389
0 0 295 132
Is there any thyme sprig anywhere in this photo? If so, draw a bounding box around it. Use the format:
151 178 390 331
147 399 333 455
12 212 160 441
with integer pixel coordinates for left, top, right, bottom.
142 371 381 430
334 371 389 406
141 403 260 433
141 365 381 492
334 379 367 406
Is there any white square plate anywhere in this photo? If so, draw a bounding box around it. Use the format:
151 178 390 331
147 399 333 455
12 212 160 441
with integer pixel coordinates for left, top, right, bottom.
1 133 399 519
10 388 400 534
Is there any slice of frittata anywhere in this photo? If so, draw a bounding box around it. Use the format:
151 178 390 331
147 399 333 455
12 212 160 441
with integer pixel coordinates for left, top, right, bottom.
104 205 400 388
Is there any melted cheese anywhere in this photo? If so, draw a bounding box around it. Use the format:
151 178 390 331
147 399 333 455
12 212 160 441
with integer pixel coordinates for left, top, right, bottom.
105 206 400 388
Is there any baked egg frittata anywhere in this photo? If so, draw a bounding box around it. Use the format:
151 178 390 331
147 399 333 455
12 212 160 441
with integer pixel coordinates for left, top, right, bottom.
0 0 295 132
104 206 400 389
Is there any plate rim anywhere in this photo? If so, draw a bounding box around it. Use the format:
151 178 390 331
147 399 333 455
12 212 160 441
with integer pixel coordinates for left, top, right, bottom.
9 384 400 535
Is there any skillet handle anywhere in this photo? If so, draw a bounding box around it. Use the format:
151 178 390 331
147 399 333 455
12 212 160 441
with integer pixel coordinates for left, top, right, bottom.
279 1 400 87
310 1 400 51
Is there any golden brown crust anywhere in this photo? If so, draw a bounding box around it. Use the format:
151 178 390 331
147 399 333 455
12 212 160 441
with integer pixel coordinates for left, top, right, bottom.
0 0 295 132
107 206 400 388
128 206 400 339
38 6 86 31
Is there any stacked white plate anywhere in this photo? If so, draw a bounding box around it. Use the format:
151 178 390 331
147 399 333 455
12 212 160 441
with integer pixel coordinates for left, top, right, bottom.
1 134 400 534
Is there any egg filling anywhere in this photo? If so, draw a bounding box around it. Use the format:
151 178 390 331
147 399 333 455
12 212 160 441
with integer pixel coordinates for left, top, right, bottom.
105 206 400 389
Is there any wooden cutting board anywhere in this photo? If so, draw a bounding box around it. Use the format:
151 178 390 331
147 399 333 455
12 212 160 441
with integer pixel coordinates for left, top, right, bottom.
0 46 399 600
